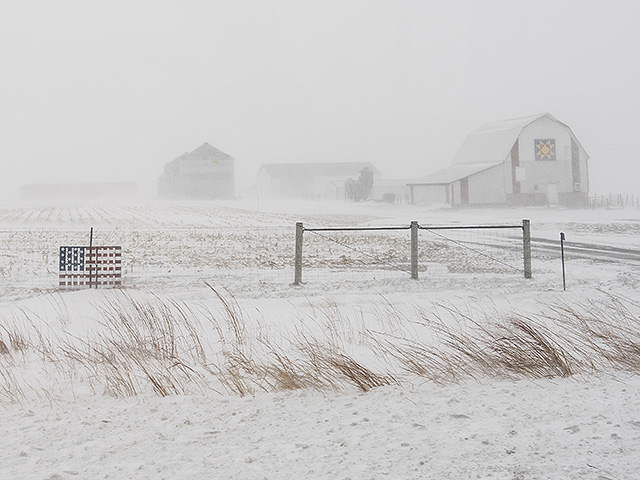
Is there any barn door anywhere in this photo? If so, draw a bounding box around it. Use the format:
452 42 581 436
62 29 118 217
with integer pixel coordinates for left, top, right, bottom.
460 177 469 204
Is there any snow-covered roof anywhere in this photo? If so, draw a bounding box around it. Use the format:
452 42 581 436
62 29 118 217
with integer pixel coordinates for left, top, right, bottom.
167 143 233 167
259 162 381 178
373 178 414 188
408 163 501 185
452 113 558 166
185 143 233 162
410 112 589 186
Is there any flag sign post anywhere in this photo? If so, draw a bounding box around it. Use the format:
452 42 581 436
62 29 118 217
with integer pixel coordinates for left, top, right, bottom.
59 228 122 289
88 227 94 288
560 232 566 291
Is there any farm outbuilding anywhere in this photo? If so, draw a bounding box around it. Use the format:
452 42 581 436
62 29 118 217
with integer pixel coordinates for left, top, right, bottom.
257 162 381 200
158 143 235 199
408 113 589 207
20 182 139 201
371 179 412 204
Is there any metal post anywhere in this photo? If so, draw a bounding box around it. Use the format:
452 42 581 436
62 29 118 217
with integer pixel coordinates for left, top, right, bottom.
410 221 419 280
88 227 94 288
560 232 566 291
522 219 532 279
294 222 304 285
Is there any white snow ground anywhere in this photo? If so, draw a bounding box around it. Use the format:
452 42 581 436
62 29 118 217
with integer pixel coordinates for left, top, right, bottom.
5 376 640 479
1 199 640 480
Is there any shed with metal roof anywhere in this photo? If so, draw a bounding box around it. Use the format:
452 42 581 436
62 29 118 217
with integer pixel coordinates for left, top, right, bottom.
257 162 381 200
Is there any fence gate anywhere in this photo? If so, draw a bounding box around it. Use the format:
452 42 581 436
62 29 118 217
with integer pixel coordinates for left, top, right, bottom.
294 219 531 284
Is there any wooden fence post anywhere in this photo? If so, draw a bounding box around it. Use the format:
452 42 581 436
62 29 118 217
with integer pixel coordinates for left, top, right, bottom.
410 221 419 280
294 222 304 285
522 219 532 279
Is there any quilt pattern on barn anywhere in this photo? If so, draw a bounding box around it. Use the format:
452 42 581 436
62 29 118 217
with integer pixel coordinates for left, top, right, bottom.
535 138 556 161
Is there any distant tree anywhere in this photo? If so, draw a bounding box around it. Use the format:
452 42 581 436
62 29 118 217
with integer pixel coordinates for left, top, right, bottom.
345 178 357 201
358 167 373 201
345 168 375 202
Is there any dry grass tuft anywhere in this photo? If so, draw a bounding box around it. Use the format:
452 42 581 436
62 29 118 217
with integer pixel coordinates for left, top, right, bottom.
482 317 574 378
1 291 640 403
297 340 395 392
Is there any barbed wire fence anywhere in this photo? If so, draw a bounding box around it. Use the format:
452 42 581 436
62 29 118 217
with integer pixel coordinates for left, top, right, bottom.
3 217 640 298
1 221 532 297
0 226 297 297
294 220 532 285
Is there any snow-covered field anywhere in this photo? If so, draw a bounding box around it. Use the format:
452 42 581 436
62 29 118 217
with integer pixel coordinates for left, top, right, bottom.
1 199 640 479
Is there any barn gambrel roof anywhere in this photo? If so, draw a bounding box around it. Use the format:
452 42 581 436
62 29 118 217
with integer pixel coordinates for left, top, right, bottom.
410 113 588 186
452 113 559 166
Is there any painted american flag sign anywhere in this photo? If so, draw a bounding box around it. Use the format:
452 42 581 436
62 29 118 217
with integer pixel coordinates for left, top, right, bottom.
59 246 122 289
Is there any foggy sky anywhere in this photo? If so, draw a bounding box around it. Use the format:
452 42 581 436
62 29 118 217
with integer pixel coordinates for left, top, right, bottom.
2 1 639 200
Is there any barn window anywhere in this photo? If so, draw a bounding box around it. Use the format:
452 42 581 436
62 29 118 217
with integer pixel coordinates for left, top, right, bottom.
535 139 556 161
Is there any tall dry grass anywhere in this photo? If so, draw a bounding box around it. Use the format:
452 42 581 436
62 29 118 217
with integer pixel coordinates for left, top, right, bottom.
1 290 640 403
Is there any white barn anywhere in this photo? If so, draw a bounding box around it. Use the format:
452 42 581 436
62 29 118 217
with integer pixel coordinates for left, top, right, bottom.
408 113 589 207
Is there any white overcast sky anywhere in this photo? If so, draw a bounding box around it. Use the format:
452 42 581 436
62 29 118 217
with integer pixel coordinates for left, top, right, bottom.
1 0 639 199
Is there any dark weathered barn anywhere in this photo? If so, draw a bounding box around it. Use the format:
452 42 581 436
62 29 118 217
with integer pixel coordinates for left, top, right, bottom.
408 113 589 207
158 143 235 199
257 162 381 200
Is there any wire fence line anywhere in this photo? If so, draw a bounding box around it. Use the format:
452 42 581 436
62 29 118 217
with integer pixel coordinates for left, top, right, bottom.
589 193 640 210
295 220 531 285
24 220 640 298
306 229 413 275
2 219 639 299
0 226 296 297
420 228 523 274
0 221 531 297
